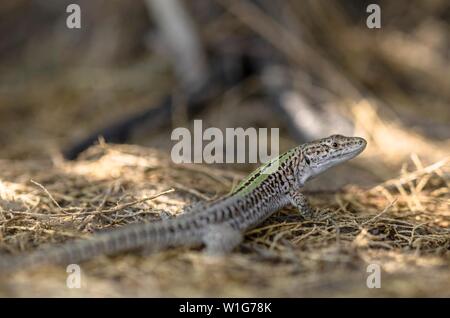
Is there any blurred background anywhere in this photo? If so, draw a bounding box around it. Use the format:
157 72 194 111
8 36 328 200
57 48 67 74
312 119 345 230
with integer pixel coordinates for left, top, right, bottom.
0 0 448 171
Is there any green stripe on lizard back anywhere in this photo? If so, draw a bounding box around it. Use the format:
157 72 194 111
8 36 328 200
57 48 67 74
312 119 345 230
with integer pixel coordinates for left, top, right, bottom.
231 148 296 196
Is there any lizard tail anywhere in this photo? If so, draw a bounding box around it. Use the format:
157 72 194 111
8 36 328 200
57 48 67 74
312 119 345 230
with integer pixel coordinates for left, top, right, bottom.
0 221 185 272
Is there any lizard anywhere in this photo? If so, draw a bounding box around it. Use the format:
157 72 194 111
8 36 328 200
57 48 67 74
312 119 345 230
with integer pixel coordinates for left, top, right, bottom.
0 134 366 271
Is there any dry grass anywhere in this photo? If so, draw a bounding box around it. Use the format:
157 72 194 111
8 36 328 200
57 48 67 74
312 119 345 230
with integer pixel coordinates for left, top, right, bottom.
0 143 448 297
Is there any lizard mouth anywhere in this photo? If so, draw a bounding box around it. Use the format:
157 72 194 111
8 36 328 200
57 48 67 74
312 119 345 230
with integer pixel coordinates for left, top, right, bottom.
345 143 366 158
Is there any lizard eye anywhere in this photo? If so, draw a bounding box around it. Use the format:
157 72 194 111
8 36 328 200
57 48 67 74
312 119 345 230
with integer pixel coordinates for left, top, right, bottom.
332 142 338 148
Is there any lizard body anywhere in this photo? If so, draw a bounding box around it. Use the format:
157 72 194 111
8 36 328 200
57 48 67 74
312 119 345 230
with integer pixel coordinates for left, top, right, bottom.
0 135 366 270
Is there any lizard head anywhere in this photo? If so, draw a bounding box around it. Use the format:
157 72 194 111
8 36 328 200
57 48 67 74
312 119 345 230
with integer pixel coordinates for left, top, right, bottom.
302 134 366 178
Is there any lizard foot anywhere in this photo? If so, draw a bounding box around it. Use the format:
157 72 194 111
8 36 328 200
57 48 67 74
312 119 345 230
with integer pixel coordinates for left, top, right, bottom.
287 190 314 219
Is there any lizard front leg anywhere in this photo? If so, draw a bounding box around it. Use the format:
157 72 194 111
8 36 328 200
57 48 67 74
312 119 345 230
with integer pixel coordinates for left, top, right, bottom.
287 190 313 219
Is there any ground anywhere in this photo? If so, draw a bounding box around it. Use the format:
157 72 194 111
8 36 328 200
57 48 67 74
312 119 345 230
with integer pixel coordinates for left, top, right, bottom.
0 141 448 297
